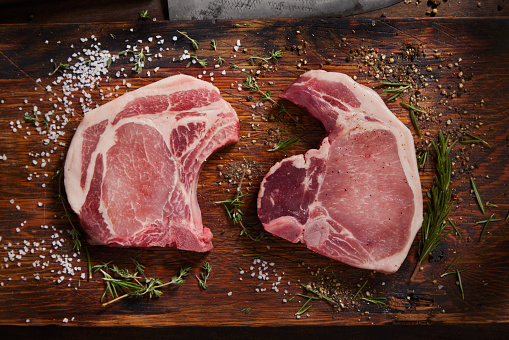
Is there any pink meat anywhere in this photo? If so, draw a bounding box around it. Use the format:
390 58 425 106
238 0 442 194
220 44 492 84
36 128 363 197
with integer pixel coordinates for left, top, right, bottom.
257 70 422 273
65 75 239 251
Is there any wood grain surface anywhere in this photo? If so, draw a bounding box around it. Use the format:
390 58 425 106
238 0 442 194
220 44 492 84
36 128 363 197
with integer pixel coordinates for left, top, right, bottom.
0 17 508 328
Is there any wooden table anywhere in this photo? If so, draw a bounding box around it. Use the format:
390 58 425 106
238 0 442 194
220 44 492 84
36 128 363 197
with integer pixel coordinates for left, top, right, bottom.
0 1 508 338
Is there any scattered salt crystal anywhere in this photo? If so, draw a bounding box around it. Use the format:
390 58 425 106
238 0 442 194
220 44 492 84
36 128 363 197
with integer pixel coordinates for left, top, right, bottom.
16 205 20 211
62 318 69 323
227 291 232 296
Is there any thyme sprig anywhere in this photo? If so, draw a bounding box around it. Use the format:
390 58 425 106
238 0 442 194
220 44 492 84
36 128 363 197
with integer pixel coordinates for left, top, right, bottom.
119 49 152 73
378 82 410 101
215 171 266 242
248 49 283 66
470 177 485 214
186 53 207 68
243 76 260 92
210 39 217 51
196 261 212 290
177 30 199 50
49 62 70 76
410 132 455 282
267 128 300 157
94 259 191 306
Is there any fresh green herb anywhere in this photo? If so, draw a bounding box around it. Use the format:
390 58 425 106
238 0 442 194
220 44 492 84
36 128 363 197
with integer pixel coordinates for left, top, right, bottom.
416 148 430 169
260 89 272 102
85 246 92 279
269 49 283 63
300 283 337 307
410 132 455 282
53 169 82 251
110 33 116 39
470 177 485 214
244 23 251 26
288 296 295 302
448 218 461 237
476 217 501 224
243 76 260 92
217 56 225 65
361 297 387 305
459 132 490 148
479 213 496 241
295 296 314 316
24 112 39 123
378 82 410 101
240 306 252 314
408 108 422 137
267 128 300 157
353 280 368 299
456 269 465 300
400 101 426 114
277 102 301 127
49 62 70 76
177 30 199 50
106 57 112 68
94 259 191 306
210 39 217 51
215 171 266 242
506 211 509 220
485 202 497 207
84 59 92 66
196 261 212 290
119 49 152 73
186 53 207 68
440 255 460 277
230 62 238 69
138 10 150 20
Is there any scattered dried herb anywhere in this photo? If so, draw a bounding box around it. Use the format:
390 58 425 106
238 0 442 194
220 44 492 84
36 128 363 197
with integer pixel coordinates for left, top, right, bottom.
460 132 490 148
479 213 496 241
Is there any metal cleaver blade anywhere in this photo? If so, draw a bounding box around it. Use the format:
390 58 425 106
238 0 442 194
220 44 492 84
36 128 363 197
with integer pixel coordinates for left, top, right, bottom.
168 0 401 20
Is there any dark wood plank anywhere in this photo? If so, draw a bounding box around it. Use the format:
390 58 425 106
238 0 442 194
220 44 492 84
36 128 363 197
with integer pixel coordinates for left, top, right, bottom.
0 18 508 327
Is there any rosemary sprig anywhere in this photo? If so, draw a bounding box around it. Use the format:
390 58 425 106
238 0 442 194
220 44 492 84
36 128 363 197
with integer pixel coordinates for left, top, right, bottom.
457 269 465 300
300 283 338 307
138 10 150 20
361 297 387 305
440 255 460 277
416 148 430 169
459 132 490 148
210 39 217 51
177 30 199 50
408 108 422 137
470 177 485 214
215 171 266 242
85 246 92 279
448 218 461 237
196 261 212 290
410 132 455 282
49 62 70 76
295 295 316 316
400 101 426 114
94 259 191 306
353 280 368 299
54 169 82 251
378 82 410 101
267 128 300 157
479 213 496 241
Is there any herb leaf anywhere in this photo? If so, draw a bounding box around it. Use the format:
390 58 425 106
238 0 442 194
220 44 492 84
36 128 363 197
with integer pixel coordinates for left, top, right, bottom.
410 132 455 282
470 177 485 214
267 128 300 157
196 261 212 290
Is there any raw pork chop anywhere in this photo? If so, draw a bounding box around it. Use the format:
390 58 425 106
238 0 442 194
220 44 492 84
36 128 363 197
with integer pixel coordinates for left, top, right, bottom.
65 75 239 251
257 70 422 273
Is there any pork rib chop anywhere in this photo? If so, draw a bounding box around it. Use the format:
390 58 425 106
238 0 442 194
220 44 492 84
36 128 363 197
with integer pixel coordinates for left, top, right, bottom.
65 75 239 251
257 70 422 273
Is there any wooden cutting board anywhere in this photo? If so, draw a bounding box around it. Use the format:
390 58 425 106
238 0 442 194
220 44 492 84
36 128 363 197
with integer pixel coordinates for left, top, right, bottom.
0 18 508 327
